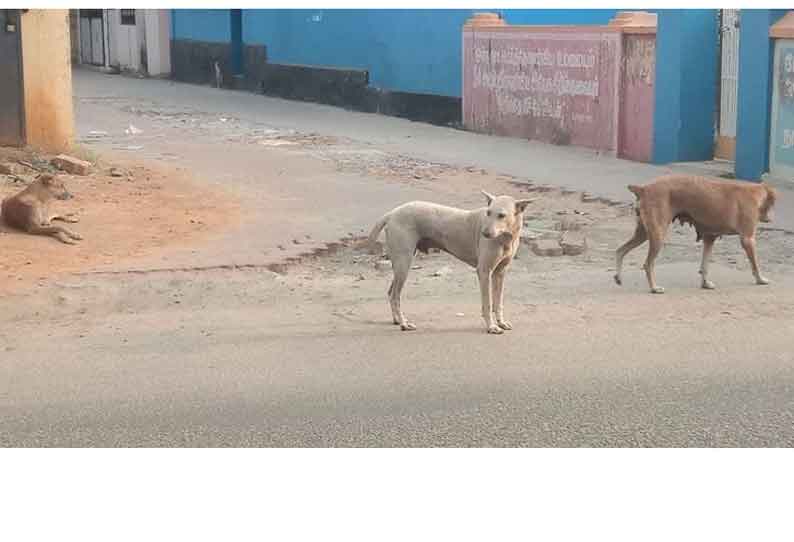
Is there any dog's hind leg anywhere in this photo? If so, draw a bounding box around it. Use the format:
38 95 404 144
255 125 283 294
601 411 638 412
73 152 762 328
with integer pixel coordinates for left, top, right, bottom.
740 235 770 285
643 225 667 294
614 221 647 286
389 251 416 331
385 228 418 331
700 234 718 289
638 206 669 294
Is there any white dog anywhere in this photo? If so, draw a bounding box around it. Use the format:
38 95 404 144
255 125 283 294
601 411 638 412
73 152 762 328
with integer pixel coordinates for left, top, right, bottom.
368 191 533 334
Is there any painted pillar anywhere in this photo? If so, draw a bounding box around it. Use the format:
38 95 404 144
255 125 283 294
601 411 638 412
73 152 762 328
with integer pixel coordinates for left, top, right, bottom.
652 10 719 164
19 9 74 152
145 10 172 76
230 9 243 75
735 10 787 180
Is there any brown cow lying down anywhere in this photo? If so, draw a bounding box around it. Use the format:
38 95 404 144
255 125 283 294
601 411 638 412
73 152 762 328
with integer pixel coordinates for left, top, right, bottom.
614 174 777 293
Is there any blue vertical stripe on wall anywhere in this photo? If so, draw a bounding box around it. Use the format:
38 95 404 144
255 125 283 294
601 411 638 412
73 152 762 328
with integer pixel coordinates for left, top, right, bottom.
652 10 718 164
230 9 243 74
679 10 718 161
735 10 787 180
652 10 684 163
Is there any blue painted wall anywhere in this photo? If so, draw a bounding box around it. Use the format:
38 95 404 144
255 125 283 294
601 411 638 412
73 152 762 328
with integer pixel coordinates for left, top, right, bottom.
173 9 627 97
241 10 473 97
652 10 719 163
173 9 230 43
735 10 787 180
499 9 620 25
172 8 723 166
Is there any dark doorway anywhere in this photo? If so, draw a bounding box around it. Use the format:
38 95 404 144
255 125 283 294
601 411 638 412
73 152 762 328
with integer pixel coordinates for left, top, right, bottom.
79 9 105 66
0 9 25 146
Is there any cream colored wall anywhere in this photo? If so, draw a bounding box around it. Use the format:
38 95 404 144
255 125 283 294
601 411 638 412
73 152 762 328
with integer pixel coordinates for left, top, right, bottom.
20 9 74 152
145 10 171 77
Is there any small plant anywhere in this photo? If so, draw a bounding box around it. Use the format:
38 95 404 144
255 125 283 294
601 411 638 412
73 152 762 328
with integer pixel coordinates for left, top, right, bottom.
69 144 99 165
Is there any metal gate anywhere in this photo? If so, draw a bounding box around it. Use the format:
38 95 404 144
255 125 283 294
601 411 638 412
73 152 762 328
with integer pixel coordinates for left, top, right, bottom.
79 9 105 66
716 9 740 160
0 9 25 146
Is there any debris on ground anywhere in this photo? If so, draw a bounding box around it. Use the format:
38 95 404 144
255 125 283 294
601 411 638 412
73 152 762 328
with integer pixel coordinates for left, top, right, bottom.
560 233 588 256
0 162 21 176
51 154 92 176
531 240 564 257
432 266 451 277
556 216 586 232
375 259 391 271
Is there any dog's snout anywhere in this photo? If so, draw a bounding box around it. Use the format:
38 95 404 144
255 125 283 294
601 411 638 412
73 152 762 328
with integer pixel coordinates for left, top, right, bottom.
481 230 492 239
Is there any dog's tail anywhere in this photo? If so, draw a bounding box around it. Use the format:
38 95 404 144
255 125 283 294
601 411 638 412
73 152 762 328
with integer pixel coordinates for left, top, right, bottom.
367 212 391 254
627 184 644 199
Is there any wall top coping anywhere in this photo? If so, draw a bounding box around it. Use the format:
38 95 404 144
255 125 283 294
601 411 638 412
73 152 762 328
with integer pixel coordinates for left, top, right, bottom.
770 11 794 39
463 11 657 35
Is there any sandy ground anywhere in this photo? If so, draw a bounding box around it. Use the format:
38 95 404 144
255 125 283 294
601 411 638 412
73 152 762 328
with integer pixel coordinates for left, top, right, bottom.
0 147 240 294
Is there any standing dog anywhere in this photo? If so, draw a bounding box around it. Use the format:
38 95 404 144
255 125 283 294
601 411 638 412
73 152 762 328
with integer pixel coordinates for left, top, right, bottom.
368 191 533 334
1 173 82 245
614 174 777 293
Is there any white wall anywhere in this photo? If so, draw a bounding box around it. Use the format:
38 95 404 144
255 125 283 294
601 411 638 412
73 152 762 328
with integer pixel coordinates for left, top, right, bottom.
106 9 170 76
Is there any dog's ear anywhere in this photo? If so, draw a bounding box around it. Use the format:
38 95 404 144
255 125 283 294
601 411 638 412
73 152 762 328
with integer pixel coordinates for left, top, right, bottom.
481 190 495 205
514 199 535 214
766 184 778 205
760 184 778 215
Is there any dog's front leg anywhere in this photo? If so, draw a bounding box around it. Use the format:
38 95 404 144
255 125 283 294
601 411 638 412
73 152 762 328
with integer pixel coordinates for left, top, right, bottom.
492 262 512 330
741 235 770 285
51 213 80 224
478 267 501 334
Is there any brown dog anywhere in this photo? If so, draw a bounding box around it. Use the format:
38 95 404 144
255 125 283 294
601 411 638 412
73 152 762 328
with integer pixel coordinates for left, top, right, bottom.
1 173 82 245
614 174 776 293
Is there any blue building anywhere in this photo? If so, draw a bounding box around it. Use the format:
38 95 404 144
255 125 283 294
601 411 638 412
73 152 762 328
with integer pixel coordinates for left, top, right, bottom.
168 9 788 180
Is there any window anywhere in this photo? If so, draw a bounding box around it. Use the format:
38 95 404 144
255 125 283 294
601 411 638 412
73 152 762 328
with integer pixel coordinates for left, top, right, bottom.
120 9 135 26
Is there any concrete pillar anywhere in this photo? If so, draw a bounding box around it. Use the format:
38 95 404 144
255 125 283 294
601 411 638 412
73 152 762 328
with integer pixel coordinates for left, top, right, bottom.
652 10 719 164
735 9 787 180
19 9 74 152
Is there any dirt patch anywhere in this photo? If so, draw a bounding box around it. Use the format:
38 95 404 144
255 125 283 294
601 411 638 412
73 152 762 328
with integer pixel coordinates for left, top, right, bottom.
0 147 240 294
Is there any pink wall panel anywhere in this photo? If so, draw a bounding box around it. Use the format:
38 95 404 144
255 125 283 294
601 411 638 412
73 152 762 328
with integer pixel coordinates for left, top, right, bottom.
463 27 622 152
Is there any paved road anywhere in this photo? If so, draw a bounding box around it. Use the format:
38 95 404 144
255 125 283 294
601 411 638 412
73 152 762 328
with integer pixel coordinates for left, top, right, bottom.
2 70 793 447
3 259 793 447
